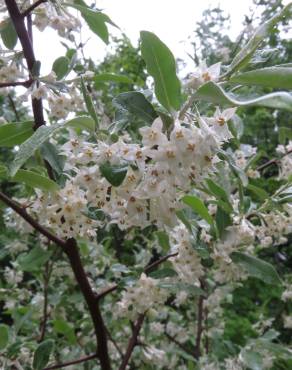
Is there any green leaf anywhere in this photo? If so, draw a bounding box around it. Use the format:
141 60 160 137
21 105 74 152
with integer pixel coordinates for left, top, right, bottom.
149 268 178 278
10 123 64 177
80 78 99 128
206 178 230 204
10 116 97 176
218 150 248 187
67 4 117 44
113 91 157 124
230 66 292 89
225 3 292 76
18 246 52 272
247 184 269 201
182 195 214 226
0 324 9 350
66 115 96 132
215 206 232 237
158 281 205 296
155 231 170 252
231 252 282 285
100 162 128 187
53 320 76 345
0 165 7 179
0 19 17 49
52 56 70 80
33 339 54 370
279 127 292 144
0 121 34 147
195 81 292 112
94 73 133 84
140 31 181 112
12 169 59 192
241 350 263 370
40 142 64 175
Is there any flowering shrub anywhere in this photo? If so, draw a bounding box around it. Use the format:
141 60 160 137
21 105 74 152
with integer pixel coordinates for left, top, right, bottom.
0 1 291 370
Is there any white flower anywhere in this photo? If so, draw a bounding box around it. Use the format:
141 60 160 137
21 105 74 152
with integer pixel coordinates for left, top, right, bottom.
283 315 292 329
205 107 236 141
116 273 168 321
186 61 221 89
139 117 168 148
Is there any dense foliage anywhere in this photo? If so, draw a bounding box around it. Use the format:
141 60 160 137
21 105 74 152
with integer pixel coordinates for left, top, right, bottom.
0 1 291 370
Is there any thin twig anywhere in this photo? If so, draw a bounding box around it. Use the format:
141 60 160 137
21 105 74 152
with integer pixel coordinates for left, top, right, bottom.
0 80 32 88
43 353 98 370
257 149 292 171
165 332 196 358
145 252 178 272
0 191 66 247
96 252 178 301
7 94 20 121
118 314 145 370
194 295 204 358
194 279 206 359
38 259 53 342
22 0 48 17
105 326 124 358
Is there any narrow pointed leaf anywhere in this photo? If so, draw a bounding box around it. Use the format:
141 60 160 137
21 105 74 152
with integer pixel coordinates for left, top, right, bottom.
0 121 34 147
230 66 292 89
113 91 157 124
10 117 93 176
33 339 54 370
0 324 9 350
195 81 292 112
140 31 181 112
94 73 133 84
10 123 64 177
12 170 59 191
67 4 117 44
226 3 292 76
52 56 70 80
81 78 99 128
0 19 17 49
182 195 214 226
231 252 281 285
100 162 128 187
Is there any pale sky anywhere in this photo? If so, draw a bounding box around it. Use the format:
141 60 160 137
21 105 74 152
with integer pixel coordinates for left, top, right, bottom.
35 0 255 74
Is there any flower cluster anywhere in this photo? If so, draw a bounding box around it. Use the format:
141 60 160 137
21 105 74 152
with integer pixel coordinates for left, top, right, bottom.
169 224 203 285
33 2 81 37
276 140 292 179
116 273 168 321
32 108 236 238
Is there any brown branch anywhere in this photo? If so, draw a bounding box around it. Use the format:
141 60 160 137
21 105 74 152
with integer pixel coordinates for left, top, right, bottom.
22 0 48 17
165 332 196 358
7 94 20 121
4 3 112 368
0 191 66 247
194 279 207 359
194 295 204 358
118 314 145 370
38 259 53 342
0 191 111 369
44 353 98 370
0 79 33 88
96 252 178 301
257 149 292 171
5 0 55 181
5 0 46 130
64 239 111 370
144 252 178 272
105 326 124 358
